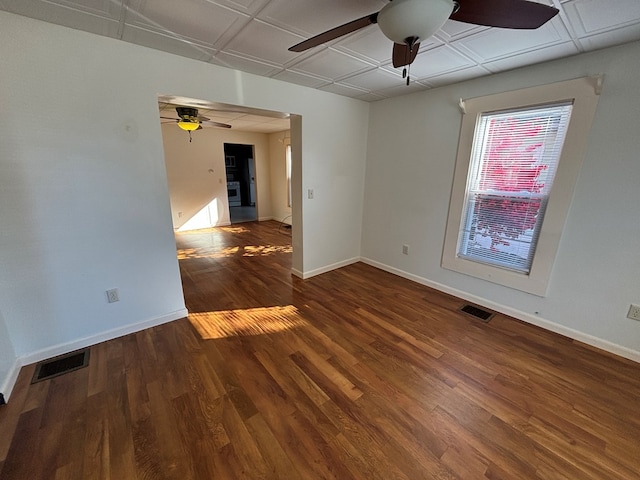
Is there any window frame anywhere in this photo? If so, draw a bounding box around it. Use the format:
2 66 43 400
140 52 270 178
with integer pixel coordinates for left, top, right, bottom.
285 142 292 208
442 77 601 296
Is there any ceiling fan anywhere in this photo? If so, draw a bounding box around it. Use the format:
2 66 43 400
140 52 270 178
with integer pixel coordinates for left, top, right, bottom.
289 0 559 84
161 106 231 142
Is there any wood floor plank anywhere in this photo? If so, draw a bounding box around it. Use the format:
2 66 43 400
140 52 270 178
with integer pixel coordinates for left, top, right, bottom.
82 391 111 480
1 220 639 479
244 413 302 480
145 380 195 480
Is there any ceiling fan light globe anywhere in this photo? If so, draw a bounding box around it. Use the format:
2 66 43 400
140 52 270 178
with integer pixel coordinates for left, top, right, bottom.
178 120 200 131
378 0 454 45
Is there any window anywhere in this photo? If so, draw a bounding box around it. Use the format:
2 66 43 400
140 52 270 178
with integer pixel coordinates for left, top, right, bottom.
286 143 292 208
442 77 601 296
458 102 572 274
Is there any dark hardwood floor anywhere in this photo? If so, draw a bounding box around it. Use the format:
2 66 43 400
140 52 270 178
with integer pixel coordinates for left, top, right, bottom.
1 220 639 479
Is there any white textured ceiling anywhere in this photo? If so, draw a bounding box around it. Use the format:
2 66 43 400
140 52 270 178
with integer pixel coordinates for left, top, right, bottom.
2 0 640 105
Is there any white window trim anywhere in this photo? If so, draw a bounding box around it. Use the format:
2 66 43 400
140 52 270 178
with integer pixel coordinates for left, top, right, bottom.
285 140 292 208
442 77 601 296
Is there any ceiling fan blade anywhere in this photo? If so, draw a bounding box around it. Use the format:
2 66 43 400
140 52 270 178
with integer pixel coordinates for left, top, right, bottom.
289 13 378 52
392 42 420 68
202 121 232 129
160 116 179 120
198 115 210 121
451 0 559 29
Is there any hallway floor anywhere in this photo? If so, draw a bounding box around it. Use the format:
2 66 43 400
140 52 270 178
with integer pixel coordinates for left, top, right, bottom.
230 205 256 223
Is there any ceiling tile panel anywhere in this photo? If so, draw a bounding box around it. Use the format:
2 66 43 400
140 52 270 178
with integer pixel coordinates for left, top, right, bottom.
563 0 640 36
257 0 384 36
6 0 122 18
211 0 270 15
122 25 215 61
438 19 489 41
454 19 570 62
319 83 370 98
212 51 281 76
127 0 249 48
342 68 404 91
271 70 331 89
291 48 374 79
335 28 396 63
223 19 304 64
399 45 475 79
420 65 491 88
481 41 580 73
576 23 640 50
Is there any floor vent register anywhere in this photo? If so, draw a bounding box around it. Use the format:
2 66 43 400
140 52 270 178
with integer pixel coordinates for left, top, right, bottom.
31 348 90 384
459 304 494 322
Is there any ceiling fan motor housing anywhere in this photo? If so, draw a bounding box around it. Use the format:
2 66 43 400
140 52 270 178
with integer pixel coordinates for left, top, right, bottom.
176 106 199 121
378 0 455 44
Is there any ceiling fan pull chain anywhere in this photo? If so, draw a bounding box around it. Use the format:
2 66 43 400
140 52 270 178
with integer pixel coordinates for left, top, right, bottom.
188 131 192 143
406 64 411 86
402 67 407 79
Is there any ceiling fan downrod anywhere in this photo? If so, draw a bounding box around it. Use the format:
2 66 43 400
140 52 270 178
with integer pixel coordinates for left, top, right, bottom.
403 36 419 85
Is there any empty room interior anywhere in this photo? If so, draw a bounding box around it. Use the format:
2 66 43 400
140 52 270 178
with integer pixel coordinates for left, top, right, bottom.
0 1 639 478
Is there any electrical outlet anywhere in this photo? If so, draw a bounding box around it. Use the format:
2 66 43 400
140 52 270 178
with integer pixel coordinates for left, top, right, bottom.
106 288 119 303
627 304 640 321
402 244 409 255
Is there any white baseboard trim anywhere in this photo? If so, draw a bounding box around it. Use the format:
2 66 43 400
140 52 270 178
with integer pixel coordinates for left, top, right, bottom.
19 309 188 367
0 308 188 403
298 257 360 280
360 257 640 364
1 358 22 402
291 268 304 279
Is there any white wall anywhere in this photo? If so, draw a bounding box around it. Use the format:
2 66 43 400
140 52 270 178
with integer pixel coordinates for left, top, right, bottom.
0 310 17 398
0 11 369 393
162 125 274 229
362 40 640 360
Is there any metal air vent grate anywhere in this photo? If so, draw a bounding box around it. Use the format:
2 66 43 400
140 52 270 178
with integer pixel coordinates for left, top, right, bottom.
459 304 494 322
31 349 90 383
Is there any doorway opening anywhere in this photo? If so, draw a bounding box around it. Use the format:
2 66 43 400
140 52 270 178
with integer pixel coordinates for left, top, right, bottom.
224 143 257 224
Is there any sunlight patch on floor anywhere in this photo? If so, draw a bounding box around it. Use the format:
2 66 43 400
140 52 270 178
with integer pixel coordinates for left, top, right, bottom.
176 225 250 235
178 246 240 260
219 226 250 234
243 245 292 256
178 244 291 260
188 306 307 339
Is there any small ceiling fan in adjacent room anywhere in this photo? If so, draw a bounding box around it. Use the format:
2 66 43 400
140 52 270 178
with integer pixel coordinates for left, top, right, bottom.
289 0 559 85
161 107 231 142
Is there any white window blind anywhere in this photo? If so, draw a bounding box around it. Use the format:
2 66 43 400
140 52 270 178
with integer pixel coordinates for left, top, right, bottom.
457 102 573 273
